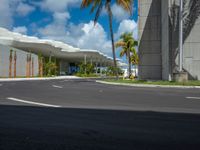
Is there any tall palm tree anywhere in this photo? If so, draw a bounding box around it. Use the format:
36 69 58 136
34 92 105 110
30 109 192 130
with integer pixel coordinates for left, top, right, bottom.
81 0 133 79
14 51 17 78
130 47 139 76
32 57 34 77
9 49 13 78
115 32 137 78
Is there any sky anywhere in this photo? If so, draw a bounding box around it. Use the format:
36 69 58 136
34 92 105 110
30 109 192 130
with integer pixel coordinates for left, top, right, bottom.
0 0 138 59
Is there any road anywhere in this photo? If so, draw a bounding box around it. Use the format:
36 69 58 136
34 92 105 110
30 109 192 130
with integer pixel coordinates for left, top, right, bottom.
0 79 200 150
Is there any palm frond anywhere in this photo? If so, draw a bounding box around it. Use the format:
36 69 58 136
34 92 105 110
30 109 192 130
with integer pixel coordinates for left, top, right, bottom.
81 0 93 8
116 0 133 15
115 41 126 48
94 1 103 25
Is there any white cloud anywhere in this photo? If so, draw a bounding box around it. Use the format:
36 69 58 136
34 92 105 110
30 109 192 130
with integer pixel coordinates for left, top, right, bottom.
16 3 35 16
0 0 13 28
116 19 138 40
0 0 36 29
111 4 130 21
38 19 112 56
36 0 81 12
13 26 28 34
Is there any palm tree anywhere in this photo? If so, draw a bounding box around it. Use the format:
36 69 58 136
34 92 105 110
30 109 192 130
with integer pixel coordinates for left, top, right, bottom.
9 49 13 78
115 32 137 78
130 47 139 76
14 51 17 78
32 57 34 77
81 0 133 79
26 54 29 77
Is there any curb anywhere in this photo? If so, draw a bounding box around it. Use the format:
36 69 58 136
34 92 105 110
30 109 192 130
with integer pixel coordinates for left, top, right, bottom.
96 80 200 89
0 76 81 82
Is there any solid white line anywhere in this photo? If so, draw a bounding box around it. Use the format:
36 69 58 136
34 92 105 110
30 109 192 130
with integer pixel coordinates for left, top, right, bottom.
186 97 200 100
52 85 63 88
7 97 61 108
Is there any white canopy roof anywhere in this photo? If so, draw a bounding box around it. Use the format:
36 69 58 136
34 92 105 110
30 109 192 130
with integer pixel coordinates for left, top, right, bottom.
0 27 115 64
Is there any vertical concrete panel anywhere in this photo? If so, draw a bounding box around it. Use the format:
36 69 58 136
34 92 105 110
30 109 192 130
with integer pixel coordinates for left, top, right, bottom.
0 44 39 77
169 0 200 80
138 0 162 80
161 0 171 80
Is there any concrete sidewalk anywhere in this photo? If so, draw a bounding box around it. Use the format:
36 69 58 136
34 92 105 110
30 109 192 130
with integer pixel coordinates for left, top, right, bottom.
0 76 81 82
96 80 200 89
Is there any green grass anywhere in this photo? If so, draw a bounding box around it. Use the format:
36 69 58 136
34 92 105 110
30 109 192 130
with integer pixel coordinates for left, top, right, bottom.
104 79 200 86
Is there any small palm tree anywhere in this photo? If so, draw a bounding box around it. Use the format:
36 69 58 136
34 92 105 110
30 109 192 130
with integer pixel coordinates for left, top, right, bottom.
115 32 137 78
9 49 13 78
14 51 17 78
32 57 34 77
131 48 139 76
81 0 133 79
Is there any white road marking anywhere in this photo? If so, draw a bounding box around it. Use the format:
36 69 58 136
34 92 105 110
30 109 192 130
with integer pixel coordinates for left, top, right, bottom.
52 85 63 88
7 97 61 108
186 97 200 100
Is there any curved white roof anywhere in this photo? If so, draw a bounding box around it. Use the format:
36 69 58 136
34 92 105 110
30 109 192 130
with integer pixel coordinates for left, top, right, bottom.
0 27 114 64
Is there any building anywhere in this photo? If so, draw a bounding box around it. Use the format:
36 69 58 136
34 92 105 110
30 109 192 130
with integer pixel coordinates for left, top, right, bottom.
0 27 115 77
138 0 200 80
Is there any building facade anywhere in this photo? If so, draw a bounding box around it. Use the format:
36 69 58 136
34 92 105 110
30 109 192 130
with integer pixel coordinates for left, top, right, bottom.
138 0 200 80
0 27 114 77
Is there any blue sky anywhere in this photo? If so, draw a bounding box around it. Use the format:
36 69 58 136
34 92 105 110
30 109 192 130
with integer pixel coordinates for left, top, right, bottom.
0 0 138 58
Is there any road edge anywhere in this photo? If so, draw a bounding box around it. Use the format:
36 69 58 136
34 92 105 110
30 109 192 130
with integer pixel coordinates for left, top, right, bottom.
96 80 200 89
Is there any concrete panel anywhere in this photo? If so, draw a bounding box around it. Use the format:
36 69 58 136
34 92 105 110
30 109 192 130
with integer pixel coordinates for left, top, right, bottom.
0 44 38 77
139 0 162 80
139 66 162 80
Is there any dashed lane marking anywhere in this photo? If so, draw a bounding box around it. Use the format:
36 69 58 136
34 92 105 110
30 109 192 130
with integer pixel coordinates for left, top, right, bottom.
52 85 63 88
7 97 61 108
186 97 200 100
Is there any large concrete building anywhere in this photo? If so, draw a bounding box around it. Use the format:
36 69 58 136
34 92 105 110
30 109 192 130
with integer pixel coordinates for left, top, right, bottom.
138 0 200 80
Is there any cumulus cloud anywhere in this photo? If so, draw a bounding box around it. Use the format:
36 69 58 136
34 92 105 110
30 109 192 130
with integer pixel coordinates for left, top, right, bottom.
16 3 35 16
38 19 112 56
0 0 36 29
116 19 138 40
0 0 13 28
13 26 28 34
111 4 130 21
35 0 81 12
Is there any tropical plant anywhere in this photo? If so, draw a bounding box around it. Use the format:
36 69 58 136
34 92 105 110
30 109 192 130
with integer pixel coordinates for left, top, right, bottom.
9 49 13 78
32 57 34 77
44 61 57 77
78 62 95 75
38 52 44 77
14 51 17 78
81 0 133 79
115 32 138 78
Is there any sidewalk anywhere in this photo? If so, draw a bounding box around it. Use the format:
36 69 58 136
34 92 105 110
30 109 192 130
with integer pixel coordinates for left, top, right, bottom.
0 76 81 82
96 80 200 89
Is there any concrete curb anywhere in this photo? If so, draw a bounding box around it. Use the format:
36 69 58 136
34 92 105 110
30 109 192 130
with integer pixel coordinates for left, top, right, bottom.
0 76 81 82
96 80 200 89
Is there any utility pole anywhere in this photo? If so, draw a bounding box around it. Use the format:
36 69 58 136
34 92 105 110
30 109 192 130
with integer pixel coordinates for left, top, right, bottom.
179 0 183 72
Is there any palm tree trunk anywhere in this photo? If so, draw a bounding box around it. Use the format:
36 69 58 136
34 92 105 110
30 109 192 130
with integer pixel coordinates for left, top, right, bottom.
14 51 17 78
32 57 34 77
9 50 13 78
107 1 118 80
26 54 29 77
29 54 31 77
128 48 131 78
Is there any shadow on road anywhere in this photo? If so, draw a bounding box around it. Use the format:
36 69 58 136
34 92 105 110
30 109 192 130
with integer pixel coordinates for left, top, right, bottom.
0 105 200 150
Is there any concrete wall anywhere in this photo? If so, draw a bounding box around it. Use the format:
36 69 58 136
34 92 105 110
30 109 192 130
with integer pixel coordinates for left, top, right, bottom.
139 0 200 80
168 0 200 80
0 44 38 77
138 0 162 80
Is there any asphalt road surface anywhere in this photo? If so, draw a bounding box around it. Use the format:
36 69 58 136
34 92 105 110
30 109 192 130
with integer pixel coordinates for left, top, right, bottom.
0 79 200 150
